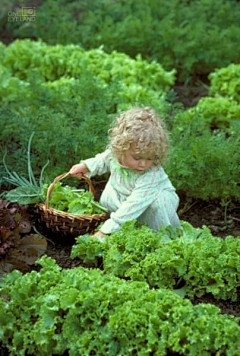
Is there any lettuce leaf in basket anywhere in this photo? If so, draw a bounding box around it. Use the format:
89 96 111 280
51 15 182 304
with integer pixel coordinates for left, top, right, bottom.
68 192 92 214
41 182 107 214
68 192 106 215
49 183 75 204
68 200 92 214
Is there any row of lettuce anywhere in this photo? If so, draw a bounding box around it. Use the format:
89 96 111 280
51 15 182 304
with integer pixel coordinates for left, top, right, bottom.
0 252 239 356
2 0 240 81
0 39 239 201
72 221 240 302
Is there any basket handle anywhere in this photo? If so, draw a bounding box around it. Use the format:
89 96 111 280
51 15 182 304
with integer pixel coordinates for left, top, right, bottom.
45 172 95 209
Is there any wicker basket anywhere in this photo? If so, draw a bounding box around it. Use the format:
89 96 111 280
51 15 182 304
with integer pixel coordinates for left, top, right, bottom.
34 172 108 236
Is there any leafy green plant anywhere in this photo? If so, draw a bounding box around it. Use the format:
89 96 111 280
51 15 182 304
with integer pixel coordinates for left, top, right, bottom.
2 39 175 91
184 235 240 300
4 0 240 81
71 221 240 301
1 133 49 204
71 233 105 267
0 255 239 356
165 112 240 201
209 63 240 103
174 96 240 130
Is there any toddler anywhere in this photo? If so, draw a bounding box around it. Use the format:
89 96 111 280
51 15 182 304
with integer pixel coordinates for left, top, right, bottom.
70 107 180 238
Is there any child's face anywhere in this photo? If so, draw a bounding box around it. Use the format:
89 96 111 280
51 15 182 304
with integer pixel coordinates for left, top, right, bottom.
120 144 154 172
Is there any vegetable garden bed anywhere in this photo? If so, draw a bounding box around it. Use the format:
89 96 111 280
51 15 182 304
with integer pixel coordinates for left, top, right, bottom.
1 196 239 355
1 20 240 354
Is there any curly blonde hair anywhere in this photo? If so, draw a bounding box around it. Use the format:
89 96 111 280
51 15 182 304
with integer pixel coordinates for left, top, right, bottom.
108 107 168 165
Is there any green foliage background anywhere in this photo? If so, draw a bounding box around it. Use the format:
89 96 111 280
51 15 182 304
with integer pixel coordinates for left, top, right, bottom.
0 1 240 201
2 0 240 81
0 38 240 201
0 40 174 180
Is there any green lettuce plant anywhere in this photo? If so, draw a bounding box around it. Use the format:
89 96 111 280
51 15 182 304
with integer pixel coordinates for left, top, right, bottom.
71 221 240 301
0 255 239 355
4 0 240 80
209 63 240 103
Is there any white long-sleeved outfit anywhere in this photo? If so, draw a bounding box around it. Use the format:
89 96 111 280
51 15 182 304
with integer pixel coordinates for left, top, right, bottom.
83 149 180 234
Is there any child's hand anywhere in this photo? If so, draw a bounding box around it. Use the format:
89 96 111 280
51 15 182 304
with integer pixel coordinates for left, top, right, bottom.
92 231 105 238
92 230 106 243
69 163 89 178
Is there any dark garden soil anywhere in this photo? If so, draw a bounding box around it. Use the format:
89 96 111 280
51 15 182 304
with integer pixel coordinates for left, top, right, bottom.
173 83 209 108
173 80 209 108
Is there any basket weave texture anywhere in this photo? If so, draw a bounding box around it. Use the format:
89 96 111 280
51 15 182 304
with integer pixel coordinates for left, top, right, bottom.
35 172 107 236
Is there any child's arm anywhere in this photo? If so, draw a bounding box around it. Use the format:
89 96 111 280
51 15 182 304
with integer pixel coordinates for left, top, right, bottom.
71 149 111 178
